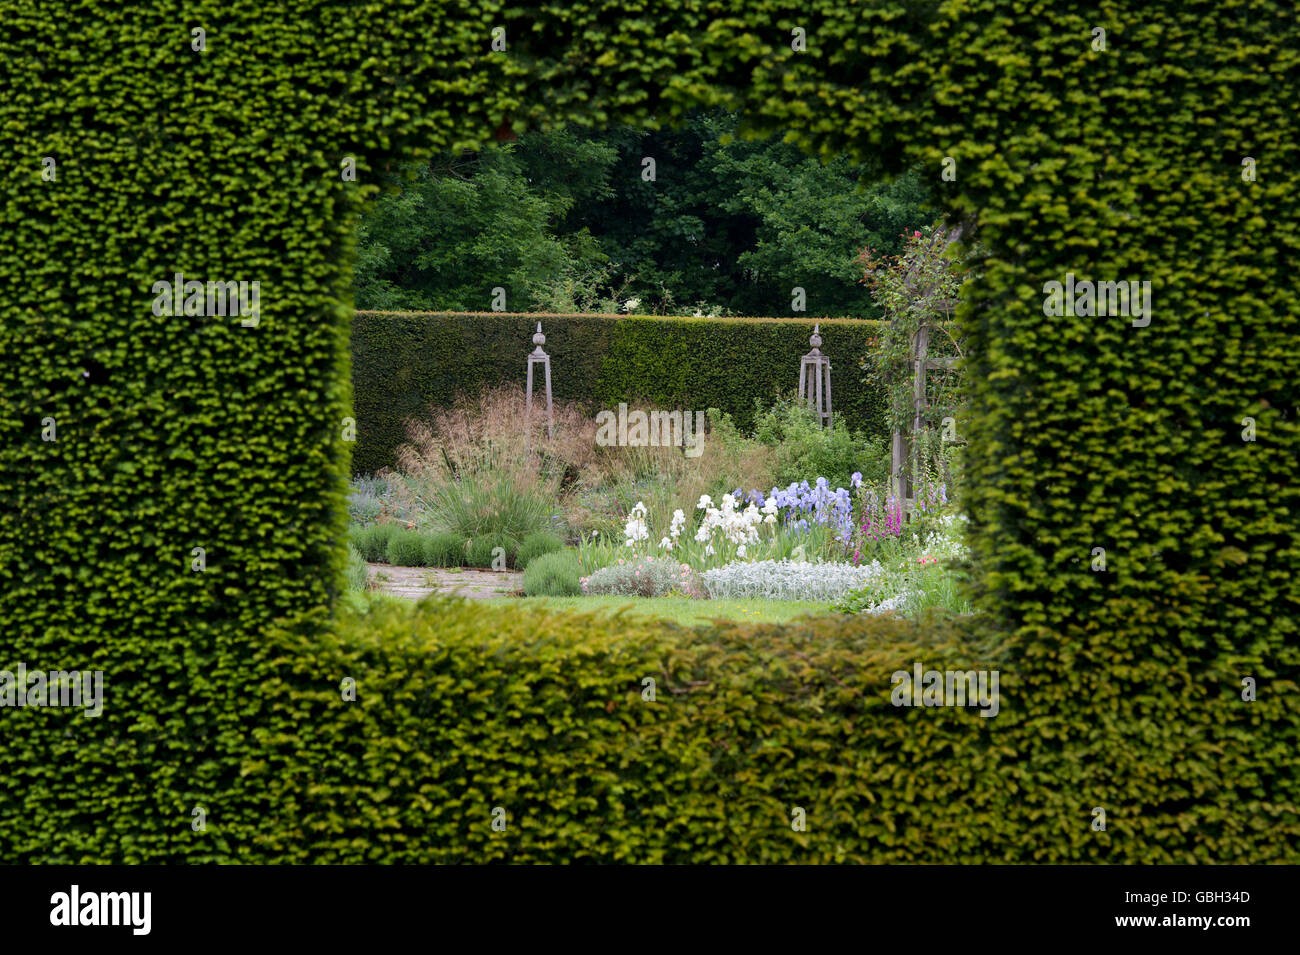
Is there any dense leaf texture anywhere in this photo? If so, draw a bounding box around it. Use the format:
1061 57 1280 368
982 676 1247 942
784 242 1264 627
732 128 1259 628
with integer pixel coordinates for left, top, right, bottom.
1 0 1295 862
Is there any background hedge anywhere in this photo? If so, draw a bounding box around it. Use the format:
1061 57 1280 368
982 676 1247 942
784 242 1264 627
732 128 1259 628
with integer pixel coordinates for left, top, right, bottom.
3 1 1296 863
351 311 887 474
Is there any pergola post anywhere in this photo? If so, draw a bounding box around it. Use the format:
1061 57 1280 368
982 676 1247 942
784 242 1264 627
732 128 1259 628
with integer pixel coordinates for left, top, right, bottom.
891 324 930 513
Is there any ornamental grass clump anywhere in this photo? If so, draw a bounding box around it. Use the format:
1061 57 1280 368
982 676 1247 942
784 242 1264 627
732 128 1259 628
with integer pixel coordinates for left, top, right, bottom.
345 544 370 591
391 385 585 541
581 556 705 598
522 550 582 596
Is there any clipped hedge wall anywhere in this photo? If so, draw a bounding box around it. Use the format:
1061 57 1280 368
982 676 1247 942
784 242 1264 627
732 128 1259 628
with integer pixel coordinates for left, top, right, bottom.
3 0 1296 864
10 595 1286 864
2 598 1002 864
350 311 887 474
940 4 1300 859
272 598 1297 862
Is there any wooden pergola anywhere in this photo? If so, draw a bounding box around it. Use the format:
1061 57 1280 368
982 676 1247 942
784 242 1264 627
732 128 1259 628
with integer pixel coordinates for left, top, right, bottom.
890 298 961 513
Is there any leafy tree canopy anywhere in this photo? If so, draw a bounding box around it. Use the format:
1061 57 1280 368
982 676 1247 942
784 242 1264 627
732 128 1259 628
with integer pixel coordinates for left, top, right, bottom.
356 111 936 317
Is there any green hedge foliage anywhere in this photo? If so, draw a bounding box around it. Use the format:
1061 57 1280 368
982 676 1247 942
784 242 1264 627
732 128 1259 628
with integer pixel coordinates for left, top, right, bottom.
3 0 1295 864
927 6 1300 859
351 312 887 474
6 593 1292 863
2 598 1009 863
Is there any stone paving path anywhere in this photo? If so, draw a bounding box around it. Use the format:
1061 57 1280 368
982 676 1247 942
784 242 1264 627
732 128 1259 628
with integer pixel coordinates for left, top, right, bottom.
366 563 523 601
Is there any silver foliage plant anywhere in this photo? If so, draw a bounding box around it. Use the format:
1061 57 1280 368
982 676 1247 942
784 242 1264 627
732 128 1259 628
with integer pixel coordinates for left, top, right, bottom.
701 558 887 602
581 555 706 598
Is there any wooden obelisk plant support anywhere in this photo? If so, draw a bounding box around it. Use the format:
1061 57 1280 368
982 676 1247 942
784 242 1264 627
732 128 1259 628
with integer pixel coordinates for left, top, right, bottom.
524 321 553 440
798 324 832 427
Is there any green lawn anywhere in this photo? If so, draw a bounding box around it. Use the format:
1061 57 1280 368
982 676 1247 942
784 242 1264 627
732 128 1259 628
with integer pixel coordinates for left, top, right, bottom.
513 595 835 625
347 589 837 625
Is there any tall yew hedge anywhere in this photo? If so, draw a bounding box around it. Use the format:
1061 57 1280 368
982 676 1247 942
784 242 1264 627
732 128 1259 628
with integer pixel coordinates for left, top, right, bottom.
1 1 1295 862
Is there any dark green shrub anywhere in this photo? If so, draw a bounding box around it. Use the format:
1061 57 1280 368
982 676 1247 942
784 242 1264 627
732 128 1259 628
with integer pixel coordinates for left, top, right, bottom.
351 523 397 563
516 531 564 568
467 534 515 569
423 531 466 568
522 551 582 597
385 529 428 567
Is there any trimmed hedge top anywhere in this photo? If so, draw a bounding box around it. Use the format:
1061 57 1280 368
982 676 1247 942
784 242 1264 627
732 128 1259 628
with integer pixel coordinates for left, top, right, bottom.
364 311 880 324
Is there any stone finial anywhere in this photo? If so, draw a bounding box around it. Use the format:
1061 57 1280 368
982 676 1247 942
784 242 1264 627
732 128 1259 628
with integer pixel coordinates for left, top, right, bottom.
809 323 822 350
533 322 546 347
